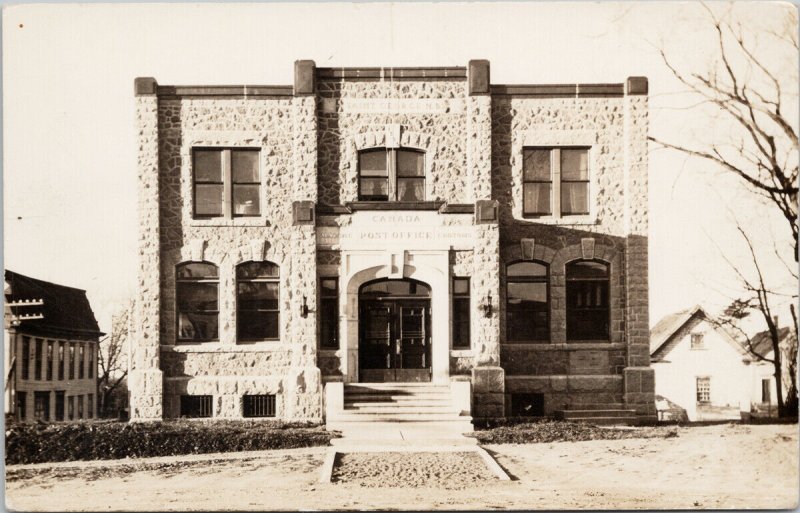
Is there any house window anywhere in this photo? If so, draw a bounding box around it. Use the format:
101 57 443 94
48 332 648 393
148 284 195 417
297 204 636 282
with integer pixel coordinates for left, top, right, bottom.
21 336 30 380
511 393 545 417
236 262 280 341
176 262 219 342
690 333 705 349
34 338 43 380
55 391 65 421
16 392 26 420
761 379 771 403
566 260 609 341
319 278 339 349
77 395 84 419
696 377 711 403
506 261 549 342
68 396 74 420
34 391 50 421
88 393 94 419
243 394 276 418
180 395 213 418
358 148 425 202
88 345 94 379
193 148 260 219
522 147 589 217
452 277 471 349
78 344 85 379
69 343 76 379
58 342 65 380
46 341 53 380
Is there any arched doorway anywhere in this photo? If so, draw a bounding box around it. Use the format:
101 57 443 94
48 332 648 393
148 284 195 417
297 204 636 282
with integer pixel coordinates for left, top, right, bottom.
359 278 431 382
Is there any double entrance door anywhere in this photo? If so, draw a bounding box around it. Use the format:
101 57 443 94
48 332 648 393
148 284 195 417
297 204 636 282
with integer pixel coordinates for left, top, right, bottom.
359 299 431 382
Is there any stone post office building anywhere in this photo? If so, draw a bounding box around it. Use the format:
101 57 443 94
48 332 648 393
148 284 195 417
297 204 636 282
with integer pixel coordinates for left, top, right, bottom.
130 60 656 426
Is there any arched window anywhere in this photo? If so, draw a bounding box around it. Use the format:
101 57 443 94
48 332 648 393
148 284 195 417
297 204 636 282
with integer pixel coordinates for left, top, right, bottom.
236 261 280 341
358 148 425 201
506 261 549 342
176 262 219 342
566 260 609 341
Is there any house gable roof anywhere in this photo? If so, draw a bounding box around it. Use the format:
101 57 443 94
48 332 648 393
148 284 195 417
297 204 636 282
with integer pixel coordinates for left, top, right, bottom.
4 270 104 340
748 327 795 358
650 305 747 362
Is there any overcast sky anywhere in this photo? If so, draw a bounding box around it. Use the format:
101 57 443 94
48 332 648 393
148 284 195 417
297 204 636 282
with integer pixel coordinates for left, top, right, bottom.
3 1 797 333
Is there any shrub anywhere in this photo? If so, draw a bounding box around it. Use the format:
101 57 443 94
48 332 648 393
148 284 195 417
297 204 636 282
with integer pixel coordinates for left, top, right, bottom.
470 419 677 444
5 420 336 465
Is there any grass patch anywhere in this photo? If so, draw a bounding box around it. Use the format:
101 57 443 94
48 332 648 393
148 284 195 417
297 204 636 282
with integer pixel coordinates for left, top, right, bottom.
468 418 678 444
6 419 337 465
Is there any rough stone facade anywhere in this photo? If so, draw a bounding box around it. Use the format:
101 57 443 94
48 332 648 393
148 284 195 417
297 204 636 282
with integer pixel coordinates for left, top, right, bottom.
131 62 655 423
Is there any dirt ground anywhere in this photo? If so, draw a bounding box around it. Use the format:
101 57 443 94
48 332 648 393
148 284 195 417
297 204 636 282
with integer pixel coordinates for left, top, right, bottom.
6 423 798 511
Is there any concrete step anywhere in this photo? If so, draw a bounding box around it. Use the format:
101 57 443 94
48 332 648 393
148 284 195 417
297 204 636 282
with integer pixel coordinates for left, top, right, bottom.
331 437 478 447
345 383 449 389
345 392 452 401
329 412 471 422
343 406 460 414
565 416 639 426
327 420 474 434
557 409 637 419
345 400 454 408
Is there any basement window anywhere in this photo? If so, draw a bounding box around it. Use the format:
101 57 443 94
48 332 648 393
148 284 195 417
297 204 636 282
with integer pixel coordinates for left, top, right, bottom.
242 394 277 418
180 395 213 418
511 393 545 417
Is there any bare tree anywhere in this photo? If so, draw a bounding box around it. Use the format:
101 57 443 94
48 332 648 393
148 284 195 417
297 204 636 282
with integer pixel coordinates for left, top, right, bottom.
713 224 798 416
650 4 798 256
651 5 798 416
98 301 132 417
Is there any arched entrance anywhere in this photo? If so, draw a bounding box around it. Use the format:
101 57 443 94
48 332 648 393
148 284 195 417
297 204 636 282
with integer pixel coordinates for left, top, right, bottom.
359 278 432 382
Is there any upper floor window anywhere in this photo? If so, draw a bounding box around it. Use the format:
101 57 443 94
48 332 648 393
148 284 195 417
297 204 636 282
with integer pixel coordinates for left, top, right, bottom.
193 148 260 219
566 260 609 341
523 147 589 217
690 332 705 349
236 262 280 341
176 262 219 342
358 148 425 202
506 261 549 342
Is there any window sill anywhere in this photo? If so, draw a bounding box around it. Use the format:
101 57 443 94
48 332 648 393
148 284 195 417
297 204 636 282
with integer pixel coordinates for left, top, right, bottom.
188 217 270 228
503 342 623 350
347 201 444 211
163 341 286 352
450 349 473 356
319 348 340 355
517 215 598 226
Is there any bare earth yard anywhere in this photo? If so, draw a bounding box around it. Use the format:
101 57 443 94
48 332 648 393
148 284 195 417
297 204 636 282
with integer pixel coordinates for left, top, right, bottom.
6 424 798 510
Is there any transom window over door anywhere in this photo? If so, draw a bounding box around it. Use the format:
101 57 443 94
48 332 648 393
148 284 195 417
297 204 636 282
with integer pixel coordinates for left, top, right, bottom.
358 148 425 201
176 262 219 342
523 147 589 217
193 148 260 219
506 261 549 342
237 262 280 341
566 260 609 341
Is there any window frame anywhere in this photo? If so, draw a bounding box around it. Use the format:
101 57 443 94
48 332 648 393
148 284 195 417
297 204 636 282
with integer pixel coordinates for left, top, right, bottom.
46 341 53 381
696 376 711 403
505 260 551 343
242 394 277 418
690 332 705 350
452 277 471 349
192 147 261 220
522 146 591 219
58 341 65 380
21 336 30 380
176 261 220 343
34 338 43 380
565 259 610 342
34 391 50 421
236 261 281 343
78 343 85 379
16 391 26 420
69 342 76 379
180 395 214 418
319 277 339 349
357 148 426 202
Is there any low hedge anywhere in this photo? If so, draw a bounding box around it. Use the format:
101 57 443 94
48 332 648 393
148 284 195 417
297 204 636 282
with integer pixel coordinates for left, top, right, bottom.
470 418 677 444
6 420 336 465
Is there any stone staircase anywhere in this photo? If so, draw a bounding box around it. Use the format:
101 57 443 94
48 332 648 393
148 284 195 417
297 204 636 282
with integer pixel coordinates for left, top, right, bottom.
553 403 638 425
326 383 474 437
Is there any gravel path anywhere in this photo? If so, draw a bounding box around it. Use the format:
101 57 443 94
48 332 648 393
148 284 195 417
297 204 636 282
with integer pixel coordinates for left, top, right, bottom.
331 451 495 489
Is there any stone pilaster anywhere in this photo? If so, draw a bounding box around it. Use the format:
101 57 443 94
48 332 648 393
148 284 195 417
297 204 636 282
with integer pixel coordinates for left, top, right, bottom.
622 77 656 422
286 66 322 420
130 77 163 421
466 96 492 201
